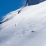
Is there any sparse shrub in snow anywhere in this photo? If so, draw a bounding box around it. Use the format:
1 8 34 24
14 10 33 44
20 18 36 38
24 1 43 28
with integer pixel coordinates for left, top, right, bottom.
31 30 35 32
15 24 16 26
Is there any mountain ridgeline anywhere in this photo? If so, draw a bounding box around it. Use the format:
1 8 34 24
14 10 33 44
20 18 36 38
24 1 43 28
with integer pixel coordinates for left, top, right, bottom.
25 0 45 6
0 0 45 24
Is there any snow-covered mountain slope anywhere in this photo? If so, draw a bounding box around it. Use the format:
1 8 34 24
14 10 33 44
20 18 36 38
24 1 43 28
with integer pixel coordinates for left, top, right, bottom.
0 1 46 46
2 7 23 22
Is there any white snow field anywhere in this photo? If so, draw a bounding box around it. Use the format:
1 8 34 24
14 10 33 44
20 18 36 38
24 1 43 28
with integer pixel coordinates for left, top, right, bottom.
0 1 46 46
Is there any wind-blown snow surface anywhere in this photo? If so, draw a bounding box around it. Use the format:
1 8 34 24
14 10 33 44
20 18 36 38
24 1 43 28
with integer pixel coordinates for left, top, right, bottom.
0 1 46 46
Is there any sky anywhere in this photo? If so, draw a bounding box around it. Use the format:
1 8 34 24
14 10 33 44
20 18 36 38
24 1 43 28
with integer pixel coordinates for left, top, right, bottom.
0 0 26 21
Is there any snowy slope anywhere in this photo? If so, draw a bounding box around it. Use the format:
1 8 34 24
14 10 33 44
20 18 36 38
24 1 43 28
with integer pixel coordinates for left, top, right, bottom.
0 1 46 46
2 7 22 22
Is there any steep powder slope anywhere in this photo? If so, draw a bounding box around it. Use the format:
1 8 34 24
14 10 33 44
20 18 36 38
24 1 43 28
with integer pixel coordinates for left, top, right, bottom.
0 1 46 46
